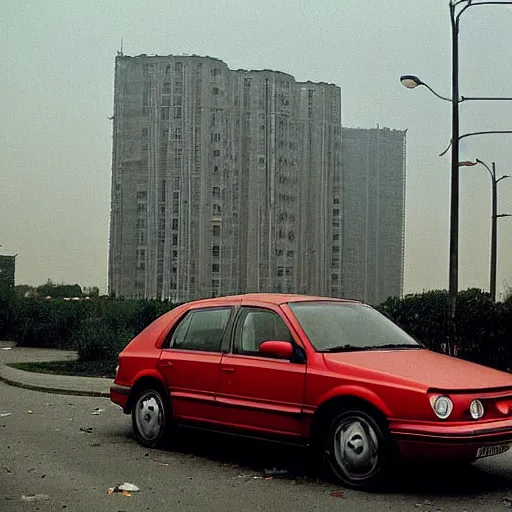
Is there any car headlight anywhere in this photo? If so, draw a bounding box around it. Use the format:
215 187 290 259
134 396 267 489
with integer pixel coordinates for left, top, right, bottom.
469 399 484 419
430 395 453 419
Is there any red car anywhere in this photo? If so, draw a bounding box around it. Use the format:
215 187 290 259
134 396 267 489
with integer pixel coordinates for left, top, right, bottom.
110 293 512 489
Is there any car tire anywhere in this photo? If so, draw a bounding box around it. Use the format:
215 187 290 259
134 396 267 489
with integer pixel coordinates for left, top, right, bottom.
324 408 392 490
131 386 172 449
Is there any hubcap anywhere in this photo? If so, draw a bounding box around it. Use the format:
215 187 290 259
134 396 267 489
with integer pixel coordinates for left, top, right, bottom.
333 416 379 480
135 391 163 441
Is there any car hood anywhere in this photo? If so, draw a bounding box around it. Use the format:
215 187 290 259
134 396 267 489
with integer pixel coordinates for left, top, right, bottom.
323 348 512 391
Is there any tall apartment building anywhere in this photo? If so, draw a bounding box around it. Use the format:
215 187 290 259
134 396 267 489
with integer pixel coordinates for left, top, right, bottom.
108 54 342 300
340 127 406 304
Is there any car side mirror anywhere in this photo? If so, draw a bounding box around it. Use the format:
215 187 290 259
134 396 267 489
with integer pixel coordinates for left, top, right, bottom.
259 340 293 360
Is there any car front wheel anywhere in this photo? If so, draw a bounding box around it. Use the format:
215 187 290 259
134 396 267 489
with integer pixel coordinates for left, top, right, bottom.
132 387 171 448
325 408 392 490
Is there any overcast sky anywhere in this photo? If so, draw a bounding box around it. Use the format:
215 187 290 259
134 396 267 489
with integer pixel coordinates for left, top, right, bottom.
1 0 511 299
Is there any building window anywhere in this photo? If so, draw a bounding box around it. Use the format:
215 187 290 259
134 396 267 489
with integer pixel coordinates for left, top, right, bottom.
287 250 294 258
211 133 221 142
212 87 219 95
334 197 340 205
212 187 220 198
332 246 340 253
175 62 183 73
212 245 220 258
212 263 220 273
333 233 339 241
173 127 182 140
174 107 182 119
137 203 146 214
161 106 170 120
285 267 293 276
277 266 284 276
142 128 148 137
333 208 340 217
213 204 221 215
163 82 172 94
212 224 220 237
213 165 219 173
213 149 220 157
172 218 178 230
137 191 147 200
172 234 178 245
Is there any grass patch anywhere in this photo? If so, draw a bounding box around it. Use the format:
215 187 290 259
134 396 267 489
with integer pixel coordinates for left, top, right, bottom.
9 360 116 379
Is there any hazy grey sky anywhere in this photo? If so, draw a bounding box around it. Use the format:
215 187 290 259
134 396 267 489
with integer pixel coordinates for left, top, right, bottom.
1 0 511 298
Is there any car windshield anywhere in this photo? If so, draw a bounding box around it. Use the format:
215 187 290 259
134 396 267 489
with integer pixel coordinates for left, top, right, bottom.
287 301 420 352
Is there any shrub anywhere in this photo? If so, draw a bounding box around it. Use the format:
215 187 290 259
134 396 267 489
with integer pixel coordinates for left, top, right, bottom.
71 320 136 362
377 288 512 371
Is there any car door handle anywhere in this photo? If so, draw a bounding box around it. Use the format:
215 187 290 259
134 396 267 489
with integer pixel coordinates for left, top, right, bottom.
221 367 235 373
160 361 173 367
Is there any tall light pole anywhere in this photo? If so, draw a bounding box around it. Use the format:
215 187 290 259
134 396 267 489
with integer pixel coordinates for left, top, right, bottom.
467 160 511 301
401 0 512 319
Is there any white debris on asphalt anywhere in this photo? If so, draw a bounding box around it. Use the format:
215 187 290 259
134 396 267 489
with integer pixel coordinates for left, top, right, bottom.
0 413 12 417
21 494 50 502
107 482 140 495
118 483 140 492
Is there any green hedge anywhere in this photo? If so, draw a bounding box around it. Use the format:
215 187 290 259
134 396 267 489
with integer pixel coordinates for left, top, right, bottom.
0 296 179 360
377 288 512 372
1 288 511 369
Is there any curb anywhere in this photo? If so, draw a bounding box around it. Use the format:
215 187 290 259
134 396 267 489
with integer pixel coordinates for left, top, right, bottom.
0 362 111 398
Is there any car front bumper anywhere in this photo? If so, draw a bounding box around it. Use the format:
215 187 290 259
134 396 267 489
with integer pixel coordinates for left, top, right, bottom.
390 418 512 459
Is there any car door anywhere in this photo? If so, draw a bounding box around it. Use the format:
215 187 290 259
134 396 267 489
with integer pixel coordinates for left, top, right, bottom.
216 306 307 437
158 305 234 423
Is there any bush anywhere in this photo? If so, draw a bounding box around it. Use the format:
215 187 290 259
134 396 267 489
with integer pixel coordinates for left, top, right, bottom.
71 320 135 362
377 288 512 371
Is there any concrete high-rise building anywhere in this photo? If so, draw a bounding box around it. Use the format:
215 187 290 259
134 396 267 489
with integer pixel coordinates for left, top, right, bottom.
340 127 406 304
108 54 342 300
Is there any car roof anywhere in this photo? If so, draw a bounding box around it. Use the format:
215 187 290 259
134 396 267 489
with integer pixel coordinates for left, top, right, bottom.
184 293 361 307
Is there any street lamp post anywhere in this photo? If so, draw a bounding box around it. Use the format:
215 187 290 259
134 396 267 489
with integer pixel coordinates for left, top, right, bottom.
401 0 512 319
471 160 511 301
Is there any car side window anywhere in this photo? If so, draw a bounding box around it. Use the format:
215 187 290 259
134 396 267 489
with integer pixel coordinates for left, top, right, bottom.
234 308 294 356
168 307 232 352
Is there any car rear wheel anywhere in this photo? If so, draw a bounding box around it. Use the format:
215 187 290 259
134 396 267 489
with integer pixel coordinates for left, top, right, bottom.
132 387 171 448
325 408 392 490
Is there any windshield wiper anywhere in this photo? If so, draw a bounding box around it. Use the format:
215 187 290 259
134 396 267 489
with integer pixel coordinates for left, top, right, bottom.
321 343 420 353
321 345 372 353
364 343 420 350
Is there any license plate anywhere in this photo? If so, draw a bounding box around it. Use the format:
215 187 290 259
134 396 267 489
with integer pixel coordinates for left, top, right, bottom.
476 444 511 459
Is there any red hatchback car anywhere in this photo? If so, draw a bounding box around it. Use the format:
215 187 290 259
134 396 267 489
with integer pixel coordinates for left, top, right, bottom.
110 293 512 489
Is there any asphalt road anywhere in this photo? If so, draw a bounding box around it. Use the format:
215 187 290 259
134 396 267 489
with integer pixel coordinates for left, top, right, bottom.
2 382 512 512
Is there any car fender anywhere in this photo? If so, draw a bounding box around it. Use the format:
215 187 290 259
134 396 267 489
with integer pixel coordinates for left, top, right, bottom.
129 368 167 391
317 384 393 418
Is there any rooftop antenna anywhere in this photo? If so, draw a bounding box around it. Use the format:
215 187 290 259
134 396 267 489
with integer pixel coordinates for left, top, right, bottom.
118 38 124 56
